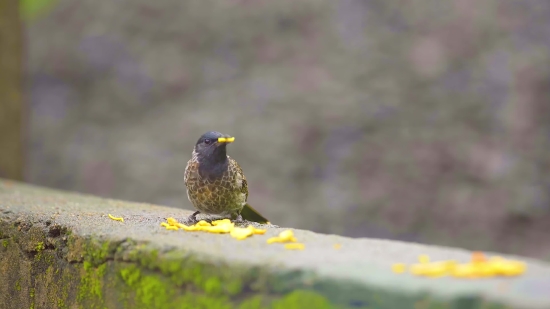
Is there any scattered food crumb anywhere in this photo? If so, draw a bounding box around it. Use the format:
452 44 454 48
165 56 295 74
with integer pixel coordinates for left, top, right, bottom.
392 263 407 274
418 255 430 263
393 252 526 278
266 230 304 249
196 220 212 227
166 217 179 226
267 230 297 244
284 243 305 250
108 214 124 222
471 251 487 263
160 217 266 240
333 244 342 250
212 219 231 226
230 227 254 240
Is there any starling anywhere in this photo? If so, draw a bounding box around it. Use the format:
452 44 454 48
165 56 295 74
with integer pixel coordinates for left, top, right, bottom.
184 131 269 224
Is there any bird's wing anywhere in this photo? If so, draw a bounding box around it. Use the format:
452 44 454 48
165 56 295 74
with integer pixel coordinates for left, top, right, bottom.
228 156 248 202
228 157 269 224
184 158 200 185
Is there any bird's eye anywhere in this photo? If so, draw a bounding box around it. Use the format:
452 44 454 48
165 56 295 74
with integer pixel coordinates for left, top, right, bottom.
204 139 212 145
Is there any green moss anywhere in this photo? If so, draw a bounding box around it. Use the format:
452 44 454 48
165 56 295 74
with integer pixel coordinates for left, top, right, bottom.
15 279 21 291
118 264 241 309
119 265 171 308
35 241 44 251
2 239 8 248
238 295 265 309
117 263 339 309
58 270 73 308
30 287 36 309
272 290 332 309
226 279 243 296
84 240 111 266
78 261 107 308
150 252 245 296
204 277 222 295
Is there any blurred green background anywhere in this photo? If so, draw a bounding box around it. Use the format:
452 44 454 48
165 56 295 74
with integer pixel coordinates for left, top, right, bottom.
2 0 550 260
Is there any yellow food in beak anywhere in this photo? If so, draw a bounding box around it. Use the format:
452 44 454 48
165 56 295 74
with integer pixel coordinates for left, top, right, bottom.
218 137 235 143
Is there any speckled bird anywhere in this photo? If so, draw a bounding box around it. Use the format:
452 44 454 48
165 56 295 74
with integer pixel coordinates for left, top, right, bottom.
184 131 269 224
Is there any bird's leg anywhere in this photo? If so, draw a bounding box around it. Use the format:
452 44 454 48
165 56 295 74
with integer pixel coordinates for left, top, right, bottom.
186 211 200 224
232 213 245 224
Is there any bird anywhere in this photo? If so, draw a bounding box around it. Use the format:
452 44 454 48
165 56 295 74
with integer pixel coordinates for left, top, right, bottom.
184 131 269 224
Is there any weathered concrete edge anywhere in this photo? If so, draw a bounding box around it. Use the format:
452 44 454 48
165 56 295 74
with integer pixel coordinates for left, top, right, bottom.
0 180 549 309
0 215 511 309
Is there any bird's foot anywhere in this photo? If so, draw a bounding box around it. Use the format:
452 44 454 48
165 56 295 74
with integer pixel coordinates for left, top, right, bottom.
232 214 246 225
184 211 200 225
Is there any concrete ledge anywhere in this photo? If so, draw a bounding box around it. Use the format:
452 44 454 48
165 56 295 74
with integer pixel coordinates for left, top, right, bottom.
1 179 550 309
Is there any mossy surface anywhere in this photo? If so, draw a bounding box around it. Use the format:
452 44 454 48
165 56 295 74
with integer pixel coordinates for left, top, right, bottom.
78 261 107 308
69 236 349 309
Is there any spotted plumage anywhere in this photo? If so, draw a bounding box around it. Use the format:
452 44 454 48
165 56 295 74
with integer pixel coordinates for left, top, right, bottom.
184 131 268 223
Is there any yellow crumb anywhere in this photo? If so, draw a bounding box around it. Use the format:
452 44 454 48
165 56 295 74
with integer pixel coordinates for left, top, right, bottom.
410 261 455 277
418 255 430 264
284 243 305 250
160 217 269 240
230 227 254 240
392 252 526 279
267 230 297 244
471 251 487 263
178 224 199 231
200 224 235 234
266 238 280 244
217 137 235 143
333 244 342 250
392 263 407 274
196 220 212 227
108 214 124 222
267 230 298 244
212 219 232 226
166 217 179 226
247 225 266 235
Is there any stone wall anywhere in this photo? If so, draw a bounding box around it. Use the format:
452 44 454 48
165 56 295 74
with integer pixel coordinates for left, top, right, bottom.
2 180 550 308
24 0 550 259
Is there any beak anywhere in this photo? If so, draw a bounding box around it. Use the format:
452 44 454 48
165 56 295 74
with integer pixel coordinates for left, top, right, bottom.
217 136 235 143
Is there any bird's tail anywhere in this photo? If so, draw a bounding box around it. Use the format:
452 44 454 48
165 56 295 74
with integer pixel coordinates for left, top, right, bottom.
241 203 270 224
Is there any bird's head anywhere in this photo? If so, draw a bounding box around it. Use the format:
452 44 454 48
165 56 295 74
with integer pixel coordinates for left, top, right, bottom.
193 131 235 161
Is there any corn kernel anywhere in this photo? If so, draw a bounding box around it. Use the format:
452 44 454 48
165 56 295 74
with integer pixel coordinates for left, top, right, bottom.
284 243 305 250
392 263 407 273
166 217 179 226
418 255 430 263
230 227 254 240
108 214 124 222
212 219 232 226
196 220 212 226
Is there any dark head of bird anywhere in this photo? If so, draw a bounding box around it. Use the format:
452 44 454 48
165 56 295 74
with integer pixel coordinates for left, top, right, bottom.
194 131 234 177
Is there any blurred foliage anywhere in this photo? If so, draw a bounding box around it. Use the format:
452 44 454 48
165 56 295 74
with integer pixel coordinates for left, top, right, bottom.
0 0 23 181
20 0 57 21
